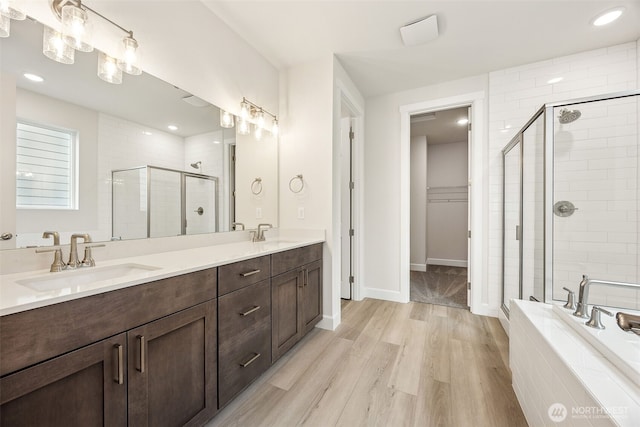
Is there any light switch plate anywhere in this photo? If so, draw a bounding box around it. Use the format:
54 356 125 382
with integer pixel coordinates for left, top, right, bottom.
298 207 304 219
256 207 262 219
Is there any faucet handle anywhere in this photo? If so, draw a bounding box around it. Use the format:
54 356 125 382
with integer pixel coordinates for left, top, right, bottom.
562 286 576 310
35 246 66 272
80 244 105 267
585 306 613 329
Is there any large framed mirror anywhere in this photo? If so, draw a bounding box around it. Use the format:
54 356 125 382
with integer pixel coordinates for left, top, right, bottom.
0 17 278 249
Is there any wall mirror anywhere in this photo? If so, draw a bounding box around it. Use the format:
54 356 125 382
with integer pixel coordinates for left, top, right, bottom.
0 17 278 249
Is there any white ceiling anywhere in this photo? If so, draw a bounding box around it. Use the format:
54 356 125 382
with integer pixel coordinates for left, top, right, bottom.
202 0 640 97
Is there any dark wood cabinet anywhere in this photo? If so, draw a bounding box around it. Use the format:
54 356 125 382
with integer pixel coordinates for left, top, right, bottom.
271 246 323 362
217 280 271 408
0 333 127 427
128 300 217 427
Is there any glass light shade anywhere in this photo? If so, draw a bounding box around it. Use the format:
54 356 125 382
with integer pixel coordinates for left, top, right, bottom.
257 110 265 129
220 110 235 128
0 13 9 38
117 35 142 75
271 118 279 136
43 26 75 64
240 101 249 119
0 0 26 20
254 125 263 141
61 4 93 52
97 52 123 84
237 118 250 135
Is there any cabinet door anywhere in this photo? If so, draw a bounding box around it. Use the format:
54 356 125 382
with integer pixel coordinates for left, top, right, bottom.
128 300 217 427
0 333 127 426
271 268 303 361
302 260 323 335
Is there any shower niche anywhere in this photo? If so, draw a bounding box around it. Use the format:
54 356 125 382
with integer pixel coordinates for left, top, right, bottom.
501 90 640 316
112 166 219 240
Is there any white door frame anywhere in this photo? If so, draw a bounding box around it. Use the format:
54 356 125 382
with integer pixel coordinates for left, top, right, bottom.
335 80 364 302
399 91 485 314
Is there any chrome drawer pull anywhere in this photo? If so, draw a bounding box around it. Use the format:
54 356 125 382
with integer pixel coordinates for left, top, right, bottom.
240 269 261 277
240 305 261 316
113 344 123 385
239 352 261 368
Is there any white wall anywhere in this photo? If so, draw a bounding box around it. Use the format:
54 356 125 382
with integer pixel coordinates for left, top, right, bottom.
364 75 488 303
0 73 17 249
410 135 427 270
426 141 468 265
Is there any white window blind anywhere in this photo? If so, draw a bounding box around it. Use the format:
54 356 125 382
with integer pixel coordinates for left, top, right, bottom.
16 122 76 209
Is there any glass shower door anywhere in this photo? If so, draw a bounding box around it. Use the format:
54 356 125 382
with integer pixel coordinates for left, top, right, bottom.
185 175 218 235
503 138 522 314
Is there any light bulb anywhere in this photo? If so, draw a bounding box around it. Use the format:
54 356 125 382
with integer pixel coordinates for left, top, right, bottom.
254 125 263 141
220 110 235 128
43 26 75 64
257 109 265 129
271 118 279 136
240 100 249 119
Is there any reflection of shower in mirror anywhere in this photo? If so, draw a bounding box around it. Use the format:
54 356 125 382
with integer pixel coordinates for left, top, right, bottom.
190 161 202 170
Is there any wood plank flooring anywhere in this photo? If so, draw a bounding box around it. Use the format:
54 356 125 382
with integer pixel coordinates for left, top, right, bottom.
206 298 527 427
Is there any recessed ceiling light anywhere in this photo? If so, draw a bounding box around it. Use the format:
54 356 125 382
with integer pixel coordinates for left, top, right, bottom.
212 140 221 144
23 73 44 82
500 129 509 133
457 118 469 126
592 7 625 26
547 77 563 84
167 125 178 131
142 131 153 136
505 124 512 129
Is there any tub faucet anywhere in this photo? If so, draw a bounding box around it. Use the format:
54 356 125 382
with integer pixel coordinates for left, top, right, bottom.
573 275 640 318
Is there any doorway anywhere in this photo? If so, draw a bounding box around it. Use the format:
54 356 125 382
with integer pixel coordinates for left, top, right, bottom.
410 107 469 309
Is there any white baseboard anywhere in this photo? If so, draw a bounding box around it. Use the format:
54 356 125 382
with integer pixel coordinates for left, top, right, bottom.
410 263 426 272
470 303 500 318
316 314 339 331
427 258 468 268
498 309 510 337
363 287 407 303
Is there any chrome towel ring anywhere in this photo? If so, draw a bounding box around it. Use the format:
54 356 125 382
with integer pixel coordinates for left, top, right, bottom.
289 174 304 193
251 178 263 195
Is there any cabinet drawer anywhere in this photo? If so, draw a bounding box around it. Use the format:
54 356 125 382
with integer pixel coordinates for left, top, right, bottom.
218 322 271 408
271 243 322 277
218 256 270 295
218 280 271 344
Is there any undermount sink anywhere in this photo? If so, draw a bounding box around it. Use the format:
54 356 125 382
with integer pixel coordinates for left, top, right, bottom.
16 263 161 292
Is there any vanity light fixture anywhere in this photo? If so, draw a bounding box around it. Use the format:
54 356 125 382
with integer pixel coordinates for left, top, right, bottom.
45 0 142 82
238 97 279 140
220 109 235 128
0 13 9 37
0 0 25 20
254 126 263 141
592 7 625 26
23 73 44 82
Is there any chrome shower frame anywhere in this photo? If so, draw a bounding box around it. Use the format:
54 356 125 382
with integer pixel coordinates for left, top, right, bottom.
501 89 640 318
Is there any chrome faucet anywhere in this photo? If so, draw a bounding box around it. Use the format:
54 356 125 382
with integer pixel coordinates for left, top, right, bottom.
252 223 272 242
573 274 640 318
68 233 92 269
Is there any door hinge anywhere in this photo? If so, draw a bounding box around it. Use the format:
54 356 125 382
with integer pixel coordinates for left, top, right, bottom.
467 282 471 290
468 122 472 131
349 275 354 284
349 129 355 140
349 181 355 190
349 229 354 237
468 230 471 238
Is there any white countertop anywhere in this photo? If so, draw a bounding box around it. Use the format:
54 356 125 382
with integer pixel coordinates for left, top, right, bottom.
0 237 324 316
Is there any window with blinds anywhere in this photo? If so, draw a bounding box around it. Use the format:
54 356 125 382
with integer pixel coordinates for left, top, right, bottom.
16 122 77 209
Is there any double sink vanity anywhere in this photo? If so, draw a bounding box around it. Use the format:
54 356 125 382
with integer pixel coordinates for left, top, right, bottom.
0 235 324 426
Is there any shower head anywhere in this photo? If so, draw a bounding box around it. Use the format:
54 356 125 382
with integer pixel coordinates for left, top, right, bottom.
190 161 202 169
558 108 581 124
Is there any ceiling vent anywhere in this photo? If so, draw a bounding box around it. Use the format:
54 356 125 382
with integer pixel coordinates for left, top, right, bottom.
400 15 439 46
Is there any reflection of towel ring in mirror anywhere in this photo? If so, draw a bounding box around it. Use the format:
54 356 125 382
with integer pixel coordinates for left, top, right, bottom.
251 178 263 195
289 174 304 193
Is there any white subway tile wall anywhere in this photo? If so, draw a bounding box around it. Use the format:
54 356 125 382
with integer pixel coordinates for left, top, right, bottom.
489 42 638 311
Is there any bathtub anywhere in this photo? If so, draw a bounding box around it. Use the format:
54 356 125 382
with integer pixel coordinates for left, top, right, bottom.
510 300 640 426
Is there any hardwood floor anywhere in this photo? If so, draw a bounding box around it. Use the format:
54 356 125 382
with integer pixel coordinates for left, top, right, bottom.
410 266 468 309
207 298 527 427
